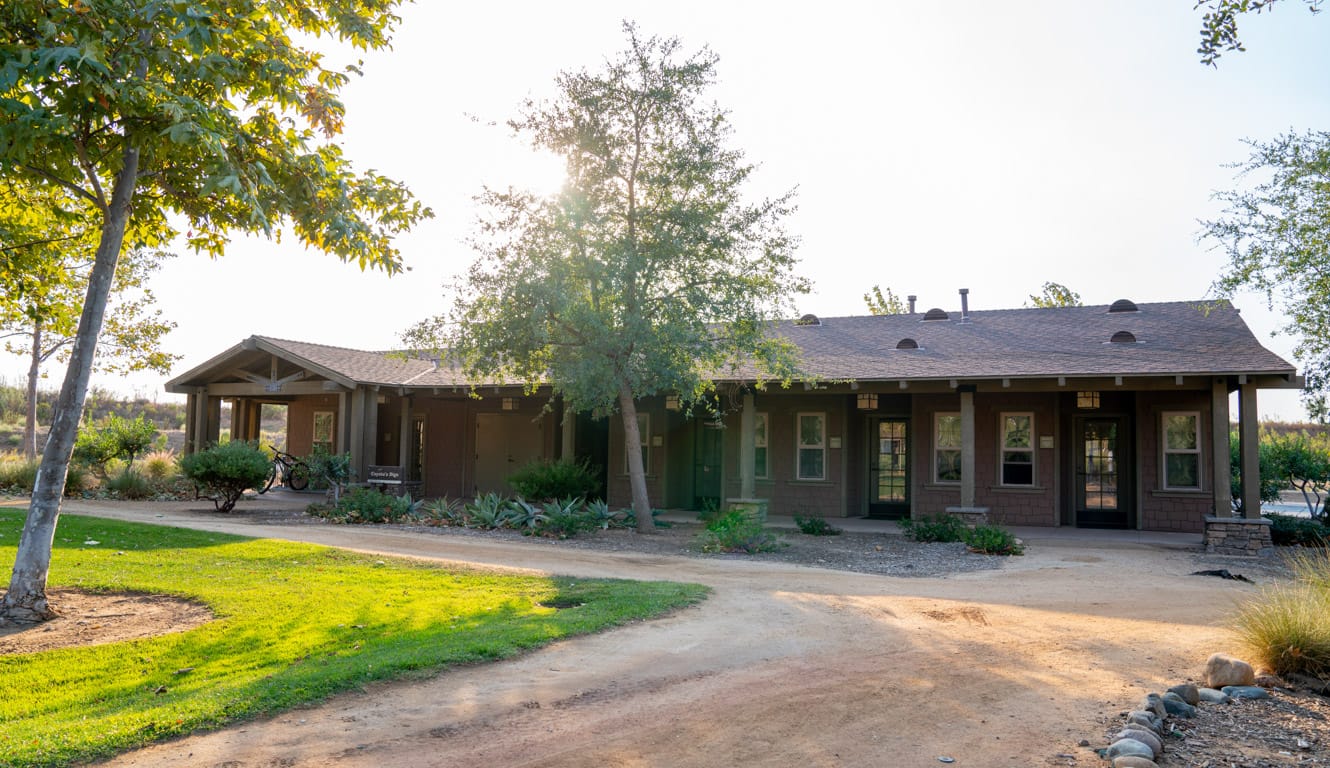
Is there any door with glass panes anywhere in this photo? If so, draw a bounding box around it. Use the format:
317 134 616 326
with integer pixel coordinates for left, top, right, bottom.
868 417 910 518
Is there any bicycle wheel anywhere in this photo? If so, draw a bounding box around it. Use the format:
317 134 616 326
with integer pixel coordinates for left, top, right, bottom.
287 462 310 491
260 463 277 494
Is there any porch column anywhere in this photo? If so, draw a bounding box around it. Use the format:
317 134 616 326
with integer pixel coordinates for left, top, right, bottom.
363 389 380 468
184 392 199 454
561 400 576 460
959 386 976 508
1239 382 1260 519
398 395 412 471
349 386 367 480
739 392 756 499
336 390 349 454
1211 378 1233 517
205 396 221 445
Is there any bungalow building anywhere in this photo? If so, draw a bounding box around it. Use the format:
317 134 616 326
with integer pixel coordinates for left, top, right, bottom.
165 296 1299 540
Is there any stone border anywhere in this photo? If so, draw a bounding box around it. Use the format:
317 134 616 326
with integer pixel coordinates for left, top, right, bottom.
1202 516 1274 558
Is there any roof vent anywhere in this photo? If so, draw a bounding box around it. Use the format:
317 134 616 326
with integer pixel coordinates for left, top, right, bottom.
1110 330 1137 344
895 338 919 350
922 308 949 321
795 313 821 326
1108 299 1139 314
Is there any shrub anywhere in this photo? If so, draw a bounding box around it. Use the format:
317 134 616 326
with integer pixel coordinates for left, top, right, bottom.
698 510 784 554
794 515 842 536
312 487 421 524
305 446 353 502
697 497 723 523
507 459 601 502
1266 513 1329 547
963 524 1024 555
73 414 159 473
1234 549 1330 678
899 514 968 543
105 469 153 500
180 440 272 513
62 462 91 496
141 449 178 481
0 454 38 493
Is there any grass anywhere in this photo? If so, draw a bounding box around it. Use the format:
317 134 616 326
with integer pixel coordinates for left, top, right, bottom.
1234 548 1330 678
0 512 708 767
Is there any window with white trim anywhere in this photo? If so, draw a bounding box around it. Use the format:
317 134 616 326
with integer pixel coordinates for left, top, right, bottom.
1162 411 1201 489
796 412 825 480
623 413 649 474
313 411 334 453
754 412 769 480
999 412 1034 486
934 412 962 483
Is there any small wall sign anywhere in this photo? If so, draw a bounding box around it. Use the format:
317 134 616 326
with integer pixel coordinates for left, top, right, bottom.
367 465 404 484
1039 435 1055 449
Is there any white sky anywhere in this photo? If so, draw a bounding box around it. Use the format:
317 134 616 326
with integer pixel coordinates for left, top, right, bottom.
7 1 1328 420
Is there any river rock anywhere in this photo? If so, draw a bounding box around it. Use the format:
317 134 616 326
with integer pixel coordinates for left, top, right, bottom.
1111 757 1160 768
1162 696 1197 718
1114 727 1162 757
1167 683 1200 705
1206 653 1256 688
1140 693 1166 719
1197 687 1232 704
1222 685 1271 700
1108 738 1156 761
1126 710 1161 733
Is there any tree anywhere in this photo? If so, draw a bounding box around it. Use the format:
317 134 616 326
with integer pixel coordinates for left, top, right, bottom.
405 24 807 533
1266 432 1330 520
863 285 906 315
1229 429 1284 513
1025 282 1082 308
0 1 430 623
1195 0 1323 66
0 209 178 460
1204 131 1330 419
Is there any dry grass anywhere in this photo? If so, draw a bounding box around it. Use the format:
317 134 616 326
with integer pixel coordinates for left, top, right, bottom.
1234 549 1330 677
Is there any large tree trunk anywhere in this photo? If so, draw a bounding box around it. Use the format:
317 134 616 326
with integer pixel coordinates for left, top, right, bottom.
618 383 654 533
0 146 140 624
22 321 41 461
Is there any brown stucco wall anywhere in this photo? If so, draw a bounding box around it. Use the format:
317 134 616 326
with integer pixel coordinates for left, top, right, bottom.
607 399 668 509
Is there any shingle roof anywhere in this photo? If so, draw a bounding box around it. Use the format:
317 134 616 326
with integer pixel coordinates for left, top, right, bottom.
169 300 1295 392
745 300 1295 382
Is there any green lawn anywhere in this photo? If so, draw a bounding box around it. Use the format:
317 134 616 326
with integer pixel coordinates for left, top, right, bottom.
0 512 707 767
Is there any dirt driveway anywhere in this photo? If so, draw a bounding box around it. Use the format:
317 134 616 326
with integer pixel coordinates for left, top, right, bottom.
61 500 1256 768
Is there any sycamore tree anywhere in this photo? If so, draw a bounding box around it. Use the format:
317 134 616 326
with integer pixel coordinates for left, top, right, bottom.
1195 0 1323 65
406 24 807 532
863 285 906 315
0 0 429 623
1 183 177 459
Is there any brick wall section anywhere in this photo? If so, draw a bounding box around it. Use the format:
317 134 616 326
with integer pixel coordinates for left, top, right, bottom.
1203 516 1275 557
1137 390 1215 533
911 392 1058 526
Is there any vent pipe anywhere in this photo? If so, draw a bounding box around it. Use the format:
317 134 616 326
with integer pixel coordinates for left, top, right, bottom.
959 288 970 322
907 295 917 314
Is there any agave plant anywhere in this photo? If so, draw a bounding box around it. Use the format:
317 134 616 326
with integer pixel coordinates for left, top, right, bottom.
464 492 515 529
506 497 546 530
420 496 465 526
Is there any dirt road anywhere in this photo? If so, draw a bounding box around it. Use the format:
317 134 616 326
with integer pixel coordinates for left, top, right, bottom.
63 501 1253 768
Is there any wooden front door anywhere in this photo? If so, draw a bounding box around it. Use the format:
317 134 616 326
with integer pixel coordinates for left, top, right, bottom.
1075 416 1130 528
474 413 543 496
693 420 723 510
868 417 910 519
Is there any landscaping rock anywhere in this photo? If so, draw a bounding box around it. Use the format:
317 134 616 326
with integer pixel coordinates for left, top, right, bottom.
1141 693 1166 719
1111 757 1159 768
1113 727 1162 758
1162 696 1197 718
1196 687 1232 704
1107 738 1156 761
1205 653 1256 688
1167 682 1200 705
1126 710 1162 733
1222 685 1271 700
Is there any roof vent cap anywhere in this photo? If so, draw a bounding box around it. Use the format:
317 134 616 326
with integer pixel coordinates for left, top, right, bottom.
795 314 821 326
1108 299 1139 314
1109 330 1137 344
895 338 919 350
922 308 949 321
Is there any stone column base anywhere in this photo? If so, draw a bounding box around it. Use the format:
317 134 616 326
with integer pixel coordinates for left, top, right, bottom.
1203 516 1274 558
945 506 990 526
725 498 768 523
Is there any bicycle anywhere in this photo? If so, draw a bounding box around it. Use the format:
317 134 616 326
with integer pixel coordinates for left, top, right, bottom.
260 446 310 493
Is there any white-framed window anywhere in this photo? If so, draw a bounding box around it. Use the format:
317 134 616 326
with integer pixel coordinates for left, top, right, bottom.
312 411 335 453
623 413 649 474
754 412 769 480
999 412 1034 486
934 412 962 484
796 412 825 480
1162 411 1201 489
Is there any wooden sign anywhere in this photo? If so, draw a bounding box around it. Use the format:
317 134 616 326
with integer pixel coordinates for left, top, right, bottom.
367 465 404 484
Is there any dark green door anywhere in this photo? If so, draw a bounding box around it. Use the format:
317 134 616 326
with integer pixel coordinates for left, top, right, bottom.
868 417 910 519
1075 417 1129 528
693 421 723 510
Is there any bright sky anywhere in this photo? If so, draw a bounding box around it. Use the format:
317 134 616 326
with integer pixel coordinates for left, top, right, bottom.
7 1 1329 420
